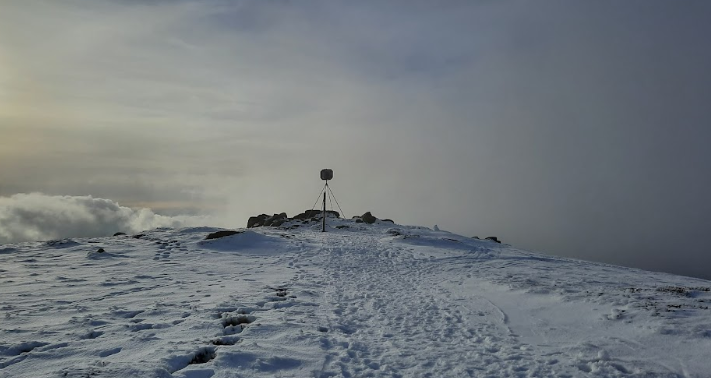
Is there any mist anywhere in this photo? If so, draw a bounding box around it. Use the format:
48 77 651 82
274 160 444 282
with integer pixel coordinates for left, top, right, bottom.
0 193 213 244
1 1 711 279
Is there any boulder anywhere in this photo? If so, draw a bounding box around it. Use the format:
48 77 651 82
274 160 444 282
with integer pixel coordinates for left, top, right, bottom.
361 212 377 224
205 230 243 240
293 210 321 220
263 212 288 227
485 236 501 244
247 214 269 228
293 210 340 220
113 232 126 236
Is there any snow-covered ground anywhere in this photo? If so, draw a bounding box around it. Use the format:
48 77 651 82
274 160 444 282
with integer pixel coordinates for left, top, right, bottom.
1 218 709 377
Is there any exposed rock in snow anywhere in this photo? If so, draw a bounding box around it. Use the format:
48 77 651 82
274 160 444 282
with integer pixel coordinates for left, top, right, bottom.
360 211 377 224
204 230 243 240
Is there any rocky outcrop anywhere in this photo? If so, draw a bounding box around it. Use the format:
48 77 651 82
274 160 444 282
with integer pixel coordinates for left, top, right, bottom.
351 212 385 224
247 213 289 228
472 236 502 243
247 215 268 228
361 212 377 224
292 210 340 220
245 210 399 230
248 210 340 228
205 230 243 240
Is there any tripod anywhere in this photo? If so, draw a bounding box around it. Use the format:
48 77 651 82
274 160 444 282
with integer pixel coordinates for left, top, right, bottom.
311 181 345 232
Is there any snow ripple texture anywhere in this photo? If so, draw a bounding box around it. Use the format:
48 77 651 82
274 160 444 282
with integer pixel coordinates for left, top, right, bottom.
0 220 710 377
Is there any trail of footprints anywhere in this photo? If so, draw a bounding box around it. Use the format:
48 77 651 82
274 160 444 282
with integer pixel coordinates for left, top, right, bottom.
171 285 296 375
310 237 545 378
152 239 187 261
1 283 295 376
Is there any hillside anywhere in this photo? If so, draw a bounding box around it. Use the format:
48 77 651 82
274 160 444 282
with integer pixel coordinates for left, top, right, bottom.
1 217 710 377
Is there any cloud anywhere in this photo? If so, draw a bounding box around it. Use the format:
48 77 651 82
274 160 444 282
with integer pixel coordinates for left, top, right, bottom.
0 193 209 244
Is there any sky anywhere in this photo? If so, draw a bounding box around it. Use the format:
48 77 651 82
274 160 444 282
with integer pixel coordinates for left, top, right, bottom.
1 0 710 279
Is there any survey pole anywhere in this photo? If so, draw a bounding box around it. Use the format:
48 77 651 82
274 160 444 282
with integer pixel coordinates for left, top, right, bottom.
319 169 333 232
322 188 327 232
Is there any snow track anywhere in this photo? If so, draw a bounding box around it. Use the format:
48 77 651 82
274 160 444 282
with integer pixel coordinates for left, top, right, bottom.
308 232 557 377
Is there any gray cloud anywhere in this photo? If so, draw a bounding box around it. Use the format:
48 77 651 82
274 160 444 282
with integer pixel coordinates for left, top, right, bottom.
1 1 710 279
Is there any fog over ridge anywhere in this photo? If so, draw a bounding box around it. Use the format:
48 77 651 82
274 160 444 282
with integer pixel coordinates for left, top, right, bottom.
0 193 210 244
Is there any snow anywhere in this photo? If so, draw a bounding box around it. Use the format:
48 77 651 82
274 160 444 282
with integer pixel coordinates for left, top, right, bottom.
1 218 709 377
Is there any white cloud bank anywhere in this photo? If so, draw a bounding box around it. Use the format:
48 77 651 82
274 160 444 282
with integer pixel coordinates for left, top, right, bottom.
0 193 208 244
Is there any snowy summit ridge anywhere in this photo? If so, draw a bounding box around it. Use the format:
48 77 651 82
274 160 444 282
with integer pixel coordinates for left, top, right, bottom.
1 217 710 377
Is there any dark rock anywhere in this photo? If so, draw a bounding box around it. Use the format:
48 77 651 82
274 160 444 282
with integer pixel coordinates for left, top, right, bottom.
96 248 105 253
247 214 269 228
485 236 501 243
293 210 340 220
247 210 345 229
336 225 349 229
205 230 243 240
472 236 480 239
247 217 261 228
113 232 126 236
381 219 394 224
355 219 363 223
361 212 377 224
293 210 321 220
133 234 145 239
263 213 288 227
